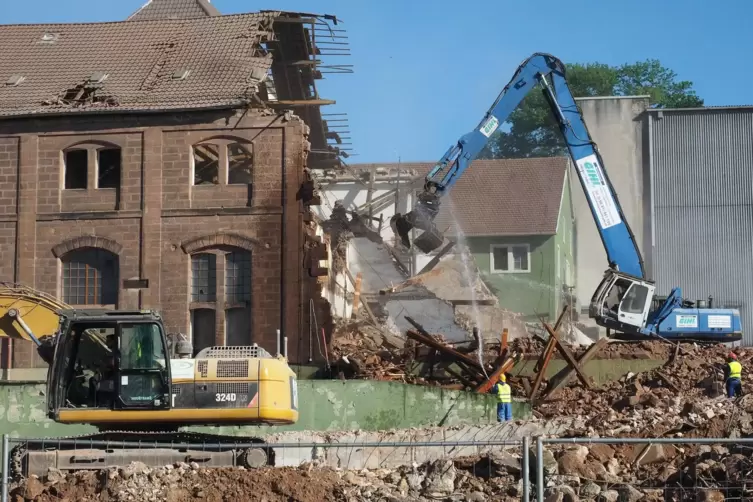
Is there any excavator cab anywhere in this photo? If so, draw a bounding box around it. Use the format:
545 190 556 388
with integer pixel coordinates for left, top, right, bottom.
47 311 172 422
589 270 656 336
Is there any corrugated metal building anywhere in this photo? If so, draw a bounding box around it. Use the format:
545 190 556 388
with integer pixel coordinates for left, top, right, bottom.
648 106 753 345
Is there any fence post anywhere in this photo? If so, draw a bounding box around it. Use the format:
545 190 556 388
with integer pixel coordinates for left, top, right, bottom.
536 436 544 502
1 434 8 502
522 436 530 502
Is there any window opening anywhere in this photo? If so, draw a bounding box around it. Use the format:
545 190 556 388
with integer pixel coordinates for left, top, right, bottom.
61 248 118 305
227 143 253 185
225 251 251 303
492 246 508 271
97 148 121 189
512 246 529 271
491 245 530 272
64 149 88 189
226 307 250 346
191 309 216 356
191 253 216 302
193 144 220 185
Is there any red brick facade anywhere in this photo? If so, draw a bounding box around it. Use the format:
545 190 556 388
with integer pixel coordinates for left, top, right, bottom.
0 108 324 368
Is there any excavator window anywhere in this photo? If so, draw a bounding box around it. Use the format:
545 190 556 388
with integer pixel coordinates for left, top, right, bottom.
117 323 169 408
620 284 650 315
62 325 116 409
56 320 170 411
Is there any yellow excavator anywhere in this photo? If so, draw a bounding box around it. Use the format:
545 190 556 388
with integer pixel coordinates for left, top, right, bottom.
0 283 298 476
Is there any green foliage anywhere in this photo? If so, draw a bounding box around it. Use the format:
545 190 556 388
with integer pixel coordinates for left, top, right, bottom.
479 59 703 159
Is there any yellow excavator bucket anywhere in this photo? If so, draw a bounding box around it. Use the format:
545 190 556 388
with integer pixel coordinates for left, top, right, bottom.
0 283 68 343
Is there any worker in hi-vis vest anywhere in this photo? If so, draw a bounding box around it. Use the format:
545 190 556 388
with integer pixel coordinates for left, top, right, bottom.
725 352 743 398
490 374 512 422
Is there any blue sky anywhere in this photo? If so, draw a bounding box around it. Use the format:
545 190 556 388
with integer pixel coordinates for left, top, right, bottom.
4 0 752 163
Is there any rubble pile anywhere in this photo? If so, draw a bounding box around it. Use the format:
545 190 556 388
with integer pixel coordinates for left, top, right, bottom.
538 440 753 502
10 456 526 502
16 444 753 502
536 343 751 427
12 461 346 502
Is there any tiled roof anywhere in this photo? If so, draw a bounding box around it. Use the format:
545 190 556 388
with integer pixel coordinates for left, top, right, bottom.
128 0 220 21
350 157 569 236
0 13 280 118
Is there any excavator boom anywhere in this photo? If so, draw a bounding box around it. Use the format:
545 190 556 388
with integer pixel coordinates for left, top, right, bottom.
390 53 742 343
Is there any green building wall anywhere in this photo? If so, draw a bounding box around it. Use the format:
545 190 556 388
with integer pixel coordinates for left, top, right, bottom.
471 171 575 322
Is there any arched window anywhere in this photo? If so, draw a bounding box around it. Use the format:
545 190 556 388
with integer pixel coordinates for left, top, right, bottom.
192 139 253 186
63 143 122 190
61 247 119 306
189 247 252 354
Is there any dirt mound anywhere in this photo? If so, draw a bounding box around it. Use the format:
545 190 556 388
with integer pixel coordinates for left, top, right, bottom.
11 457 525 502
12 463 345 502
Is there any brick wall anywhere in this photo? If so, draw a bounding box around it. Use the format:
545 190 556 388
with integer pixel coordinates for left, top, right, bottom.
0 108 323 369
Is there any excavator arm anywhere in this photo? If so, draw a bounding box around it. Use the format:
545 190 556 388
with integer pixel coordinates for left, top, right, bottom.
0 282 108 364
391 52 644 279
391 53 741 342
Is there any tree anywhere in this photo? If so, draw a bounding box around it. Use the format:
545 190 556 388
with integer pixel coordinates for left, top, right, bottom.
478 59 703 159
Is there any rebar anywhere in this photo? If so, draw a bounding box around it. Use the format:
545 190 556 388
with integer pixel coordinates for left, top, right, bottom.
522 436 530 502
536 437 544 502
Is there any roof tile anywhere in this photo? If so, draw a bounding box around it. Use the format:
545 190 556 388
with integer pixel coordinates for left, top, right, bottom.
0 12 280 118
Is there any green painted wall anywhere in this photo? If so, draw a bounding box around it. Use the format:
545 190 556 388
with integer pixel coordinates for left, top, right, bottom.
471 234 554 321
553 172 576 314
511 357 666 385
0 381 531 439
471 173 575 322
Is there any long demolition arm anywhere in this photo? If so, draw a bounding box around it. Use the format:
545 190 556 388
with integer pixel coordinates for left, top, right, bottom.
391 53 645 279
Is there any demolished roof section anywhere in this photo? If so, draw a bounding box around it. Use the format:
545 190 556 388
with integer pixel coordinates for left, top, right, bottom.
128 0 220 21
0 13 278 117
348 157 570 236
0 9 352 169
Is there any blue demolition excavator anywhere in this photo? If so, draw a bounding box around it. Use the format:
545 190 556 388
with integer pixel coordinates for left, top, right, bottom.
390 53 742 343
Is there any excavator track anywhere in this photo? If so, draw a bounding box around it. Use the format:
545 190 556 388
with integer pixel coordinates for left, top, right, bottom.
10 429 274 479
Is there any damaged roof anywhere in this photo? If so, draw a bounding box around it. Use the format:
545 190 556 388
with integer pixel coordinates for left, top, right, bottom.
0 12 280 117
128 0 220 21
353 157 570 236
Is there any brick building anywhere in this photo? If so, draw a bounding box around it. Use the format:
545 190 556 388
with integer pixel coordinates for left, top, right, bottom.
0 0 347 369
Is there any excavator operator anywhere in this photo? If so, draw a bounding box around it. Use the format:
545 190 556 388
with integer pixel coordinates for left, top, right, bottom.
89 334 117 407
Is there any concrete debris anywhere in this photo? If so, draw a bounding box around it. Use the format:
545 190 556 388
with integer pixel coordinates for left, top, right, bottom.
14 425 753 501
535 342 750 425
11 456 527 502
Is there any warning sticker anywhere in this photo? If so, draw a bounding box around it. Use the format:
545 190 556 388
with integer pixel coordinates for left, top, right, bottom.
575 154 622 229
708 315 731 329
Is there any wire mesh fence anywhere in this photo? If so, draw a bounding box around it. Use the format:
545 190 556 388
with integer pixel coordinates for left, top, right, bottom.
1 434 531 502
13 433 753 501
536 437 753 502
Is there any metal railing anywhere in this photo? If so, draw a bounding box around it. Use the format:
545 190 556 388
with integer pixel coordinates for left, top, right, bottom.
7 433 753 502
0 434 530 502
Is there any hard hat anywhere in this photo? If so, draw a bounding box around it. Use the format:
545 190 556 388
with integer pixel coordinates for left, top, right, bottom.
499 374 506 382
729 352 738 360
